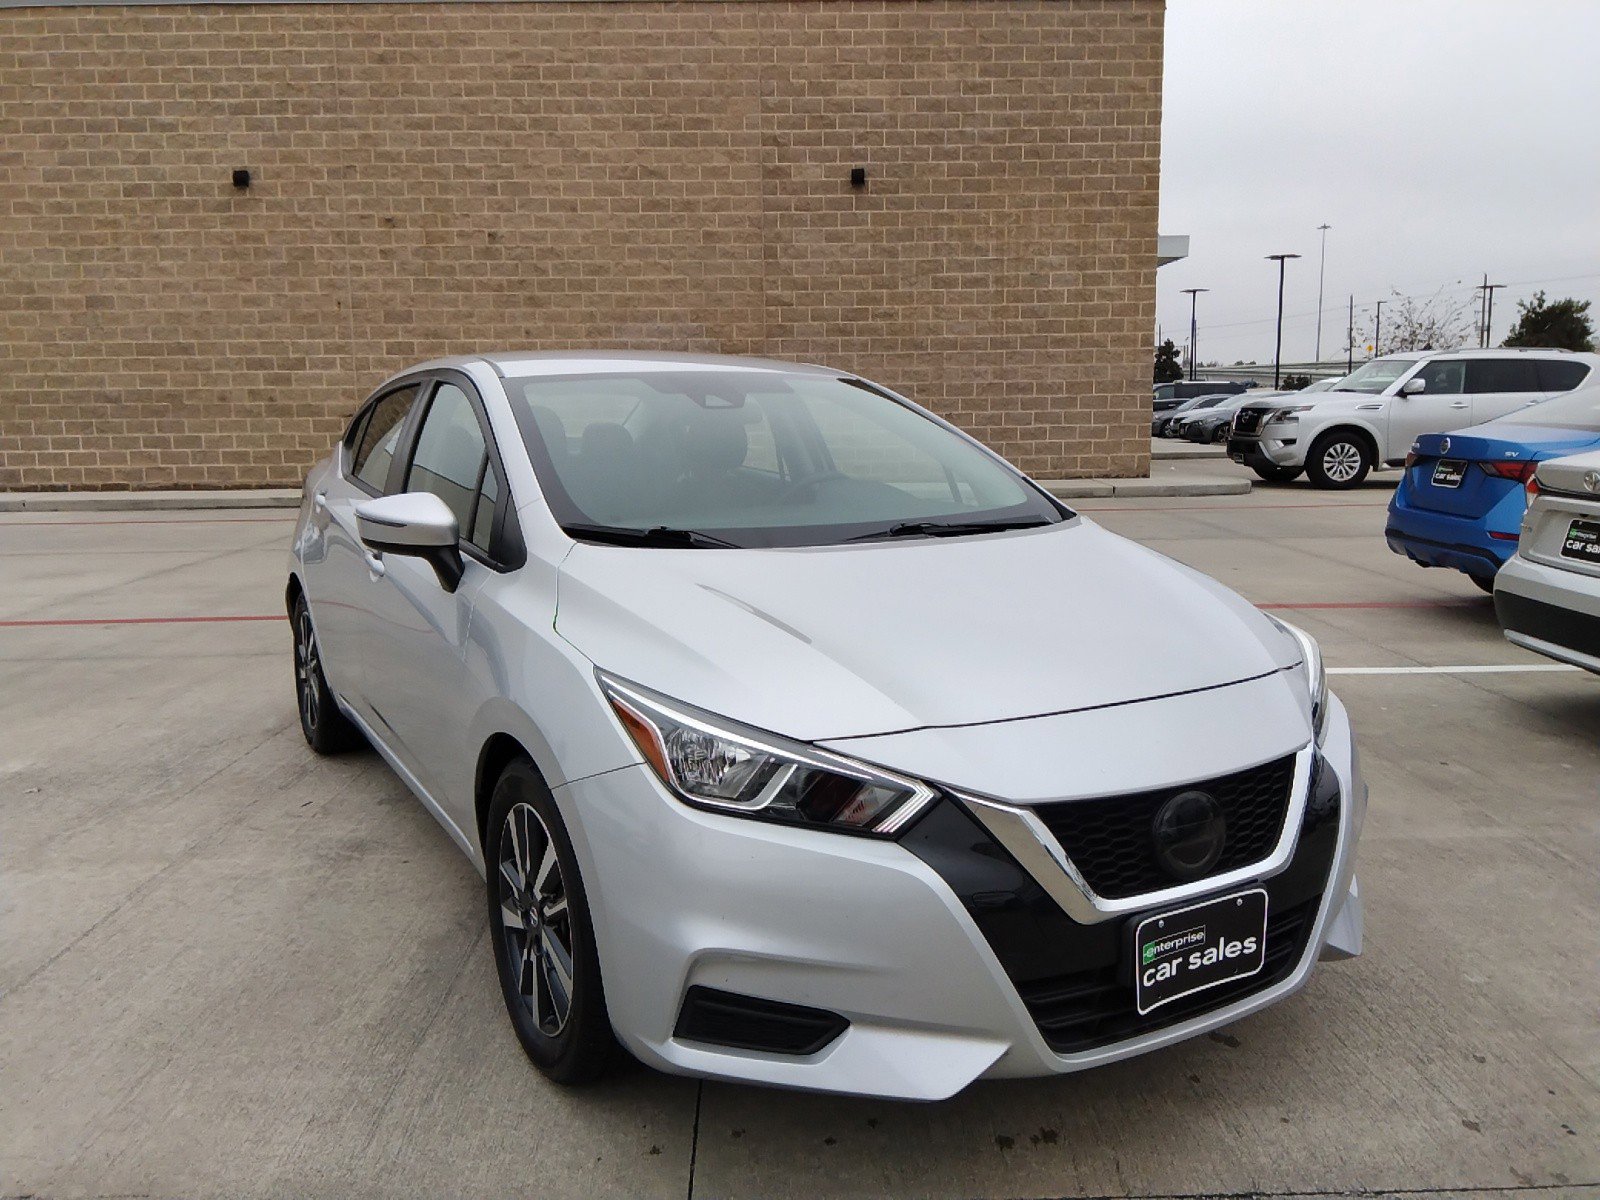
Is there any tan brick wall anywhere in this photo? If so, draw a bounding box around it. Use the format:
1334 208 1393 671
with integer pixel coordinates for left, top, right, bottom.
0 0 1161 490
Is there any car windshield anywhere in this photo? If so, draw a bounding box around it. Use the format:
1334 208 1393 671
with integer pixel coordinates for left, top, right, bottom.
504 371 1067 547
1492 383 1600 433
1329 358 1414 395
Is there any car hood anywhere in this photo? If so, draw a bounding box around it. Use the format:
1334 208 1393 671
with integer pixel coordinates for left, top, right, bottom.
1244 393 1376 416
554 520 1300 741
1413 423 1600 461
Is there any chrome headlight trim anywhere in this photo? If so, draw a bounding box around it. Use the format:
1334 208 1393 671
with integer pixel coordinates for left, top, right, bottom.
597 672 937 837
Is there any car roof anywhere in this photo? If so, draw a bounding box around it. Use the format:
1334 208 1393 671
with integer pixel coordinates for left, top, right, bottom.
403 350 844 382
1383 347 1588 361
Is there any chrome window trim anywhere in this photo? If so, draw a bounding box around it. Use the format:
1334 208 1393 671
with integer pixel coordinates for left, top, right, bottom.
955 743 1315 926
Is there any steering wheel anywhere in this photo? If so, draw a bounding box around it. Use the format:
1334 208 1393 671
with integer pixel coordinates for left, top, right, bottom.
777 470 847 502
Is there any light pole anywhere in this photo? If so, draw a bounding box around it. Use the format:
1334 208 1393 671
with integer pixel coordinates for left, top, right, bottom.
1483 282 1506 347
1266 253 1301 389
1314 224 1331 362
1180 287 1209 381
1373 299 1385 358
1346 295 1354 373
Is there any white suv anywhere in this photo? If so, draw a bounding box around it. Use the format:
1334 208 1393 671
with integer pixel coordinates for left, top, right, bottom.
1228 349 1598 489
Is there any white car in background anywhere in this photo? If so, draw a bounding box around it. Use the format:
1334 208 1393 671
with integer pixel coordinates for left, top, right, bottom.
1228 349 1598 488
1495 446 1600 672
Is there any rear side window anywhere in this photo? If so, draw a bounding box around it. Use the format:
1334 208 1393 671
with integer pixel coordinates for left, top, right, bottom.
350 386 420 493
1465 359 1542 394
1538 360 1591 393
406 384 489 535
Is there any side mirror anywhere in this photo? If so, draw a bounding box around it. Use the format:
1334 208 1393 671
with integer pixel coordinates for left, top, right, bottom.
1399 377 1427 396
355 492 464 592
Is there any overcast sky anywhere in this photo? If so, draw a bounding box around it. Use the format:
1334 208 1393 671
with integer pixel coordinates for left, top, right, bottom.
1158 0 1600 367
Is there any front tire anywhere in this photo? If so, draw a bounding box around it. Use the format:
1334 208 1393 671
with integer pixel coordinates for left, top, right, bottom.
485 760 615 1085
292 595 364 754
1305 431 1373 489
1251 461 1304 484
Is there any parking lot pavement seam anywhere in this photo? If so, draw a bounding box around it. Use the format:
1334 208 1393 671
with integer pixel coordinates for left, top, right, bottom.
0 614 284 628
347 925 491 1161
0 716 295 1005
1328 665 1577 675
685 1079 704 1200
0 537 282 621
0 515 299 527
1010 1184 1600 1200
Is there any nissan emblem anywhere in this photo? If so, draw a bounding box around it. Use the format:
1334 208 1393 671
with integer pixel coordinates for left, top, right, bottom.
1585 471 1600 494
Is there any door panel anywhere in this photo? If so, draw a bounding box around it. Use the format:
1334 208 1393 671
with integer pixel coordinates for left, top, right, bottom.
1387 359 1471 457
361 377 501 831
301 384 420 705
361 553 488 827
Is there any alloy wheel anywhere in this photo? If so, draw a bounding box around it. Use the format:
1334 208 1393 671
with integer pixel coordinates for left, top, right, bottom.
295 607 321 732
497 801 575 1036
1322 441 1363 483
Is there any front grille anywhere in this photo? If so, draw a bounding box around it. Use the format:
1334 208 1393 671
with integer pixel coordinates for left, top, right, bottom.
1233 408 1266 436
1033 754 1297 900
1019 894 1320 1054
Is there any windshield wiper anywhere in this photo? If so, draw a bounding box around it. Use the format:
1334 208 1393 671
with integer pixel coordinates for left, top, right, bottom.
562 523 741 549
845 518 1055 543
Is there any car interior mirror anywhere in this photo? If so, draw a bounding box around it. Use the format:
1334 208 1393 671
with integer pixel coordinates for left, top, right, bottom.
355 492 464 592
1400 377 1427 396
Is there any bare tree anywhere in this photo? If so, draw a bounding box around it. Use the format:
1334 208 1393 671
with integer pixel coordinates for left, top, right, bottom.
1345 287 1478 358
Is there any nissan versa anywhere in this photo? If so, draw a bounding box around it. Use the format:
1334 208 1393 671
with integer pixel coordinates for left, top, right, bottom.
287 353 1365 1100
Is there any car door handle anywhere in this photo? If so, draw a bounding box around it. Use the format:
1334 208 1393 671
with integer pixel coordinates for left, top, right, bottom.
363 549 385 578
1449 401 1470 409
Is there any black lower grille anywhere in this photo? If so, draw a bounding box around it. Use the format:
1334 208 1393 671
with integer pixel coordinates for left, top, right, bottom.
1019 895 1320 1054
673 986 847 1056
1034 754 1297 899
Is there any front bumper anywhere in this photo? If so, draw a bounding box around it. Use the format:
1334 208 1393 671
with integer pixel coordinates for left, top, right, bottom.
553 697 1365 1100
1228 433 1299 468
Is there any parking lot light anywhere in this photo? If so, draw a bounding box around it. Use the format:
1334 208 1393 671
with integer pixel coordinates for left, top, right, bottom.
1265 253 1301 389
1181 288 1209 381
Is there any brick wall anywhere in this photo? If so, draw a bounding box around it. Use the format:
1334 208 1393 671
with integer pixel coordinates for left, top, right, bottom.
0 0 1162 490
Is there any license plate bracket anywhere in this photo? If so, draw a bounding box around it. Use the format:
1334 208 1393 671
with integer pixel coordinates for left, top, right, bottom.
1561 518 1600 564
1133 889 1268 1016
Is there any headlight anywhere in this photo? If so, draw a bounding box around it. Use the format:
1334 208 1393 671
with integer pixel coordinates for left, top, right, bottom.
1267 616 1328 744
1266 405 1313 424
599 674 937 836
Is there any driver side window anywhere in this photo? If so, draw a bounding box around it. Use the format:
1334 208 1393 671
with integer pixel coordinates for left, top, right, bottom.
1412 360 1464 394
406 384 489 539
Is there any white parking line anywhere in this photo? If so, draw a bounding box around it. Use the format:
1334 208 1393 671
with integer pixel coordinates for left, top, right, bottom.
1328 664 1580 675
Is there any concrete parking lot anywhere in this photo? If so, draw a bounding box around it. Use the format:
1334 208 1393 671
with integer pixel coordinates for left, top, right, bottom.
2 466 1596 1200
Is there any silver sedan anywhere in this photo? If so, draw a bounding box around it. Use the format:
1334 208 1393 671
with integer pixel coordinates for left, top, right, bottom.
288 352 1364 1099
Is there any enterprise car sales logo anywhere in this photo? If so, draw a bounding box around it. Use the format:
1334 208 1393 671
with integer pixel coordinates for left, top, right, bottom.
1142 925 1207 965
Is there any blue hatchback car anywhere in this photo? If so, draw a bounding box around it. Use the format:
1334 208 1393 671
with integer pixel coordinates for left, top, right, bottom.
1387 383 1600 591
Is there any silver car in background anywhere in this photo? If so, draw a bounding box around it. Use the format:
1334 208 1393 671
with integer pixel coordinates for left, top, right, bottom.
287 352 1364 1100
1496 442 1600 672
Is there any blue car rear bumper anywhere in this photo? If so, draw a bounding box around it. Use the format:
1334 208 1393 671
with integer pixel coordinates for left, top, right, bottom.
1385 479 1520 580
